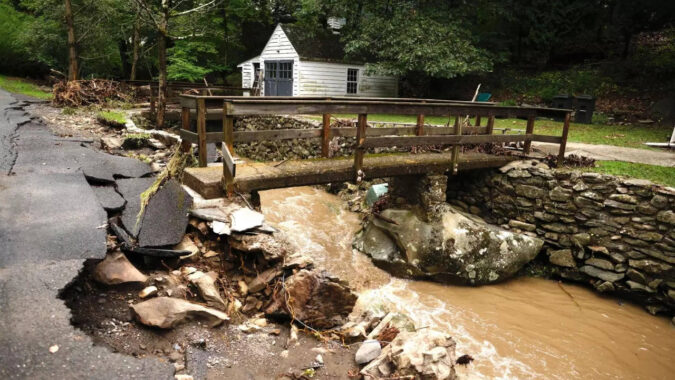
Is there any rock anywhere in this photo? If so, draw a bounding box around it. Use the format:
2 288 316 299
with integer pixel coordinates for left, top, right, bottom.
230 232 288 262
355 340 381 364
361 329 457 380
168 351 183 362
210 220 231 235
549 186 573 202
609 194 637 204
265 269 357 329
93 251 147 285
230 208 264 232
354 205 544 285
91 185 126 212
247 268 282 293
366 312 415 340
579 265 624 282
137 179 193 247
508 220 536 232
595 281 615 293
101 136 123 150
116 177 156 236
131 297 229 328
173 236 200 259
188 271 227 309
174 375 193 380
585 258 614 271
548 249 576 268
515 184 547 199
628 259 673 276
139 286 158 299
604 200 636 211
656 210 675 225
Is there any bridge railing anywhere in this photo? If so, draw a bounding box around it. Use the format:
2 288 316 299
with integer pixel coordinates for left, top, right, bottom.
177 95 571 192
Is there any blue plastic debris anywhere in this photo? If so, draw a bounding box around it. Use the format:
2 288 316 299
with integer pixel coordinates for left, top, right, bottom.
365 183 389 206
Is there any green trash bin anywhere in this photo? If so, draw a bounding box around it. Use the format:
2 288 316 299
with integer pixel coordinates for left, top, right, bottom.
574 95 595 124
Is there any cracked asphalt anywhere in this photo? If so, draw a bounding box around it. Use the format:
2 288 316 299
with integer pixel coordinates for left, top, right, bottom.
0 89 172 379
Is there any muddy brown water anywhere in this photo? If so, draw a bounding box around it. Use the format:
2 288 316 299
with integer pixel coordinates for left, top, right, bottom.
261 186 675 379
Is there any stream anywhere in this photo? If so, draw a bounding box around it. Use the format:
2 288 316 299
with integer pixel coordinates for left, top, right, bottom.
260 186 675 379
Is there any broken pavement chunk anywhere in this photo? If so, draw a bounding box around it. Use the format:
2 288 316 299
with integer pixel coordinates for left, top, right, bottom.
91 185 126 212
131 297 229 329
137 179 193 247
93 250 148 285
210 220 231 235
230 208 264 232
116 177 156 236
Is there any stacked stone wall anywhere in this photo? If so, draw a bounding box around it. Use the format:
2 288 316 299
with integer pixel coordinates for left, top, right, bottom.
446 161 675 314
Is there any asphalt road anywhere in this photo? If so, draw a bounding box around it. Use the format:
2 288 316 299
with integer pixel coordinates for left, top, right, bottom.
0 89 172 379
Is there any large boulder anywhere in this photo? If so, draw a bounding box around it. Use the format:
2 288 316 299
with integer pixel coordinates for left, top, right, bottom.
361 329 458 380
265 269 357 329
354 204 543 285
131 297 229 328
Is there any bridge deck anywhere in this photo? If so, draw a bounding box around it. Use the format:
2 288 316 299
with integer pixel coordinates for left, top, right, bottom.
183 152 518 199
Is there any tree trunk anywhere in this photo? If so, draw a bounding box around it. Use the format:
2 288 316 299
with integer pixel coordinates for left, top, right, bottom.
221 0 228 83
64 0 78 81
130 17 140 81
156 2 169 129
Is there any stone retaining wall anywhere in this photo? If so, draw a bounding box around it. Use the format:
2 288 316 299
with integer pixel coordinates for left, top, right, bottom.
445 161 675 314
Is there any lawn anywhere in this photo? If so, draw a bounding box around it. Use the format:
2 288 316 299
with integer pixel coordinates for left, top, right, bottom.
582 161 675 187
318 114 671 150
0 75 52 100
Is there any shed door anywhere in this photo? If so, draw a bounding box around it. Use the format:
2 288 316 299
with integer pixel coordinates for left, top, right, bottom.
264 60 293 96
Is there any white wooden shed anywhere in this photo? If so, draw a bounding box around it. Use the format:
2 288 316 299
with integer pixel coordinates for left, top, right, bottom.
237 24 398 97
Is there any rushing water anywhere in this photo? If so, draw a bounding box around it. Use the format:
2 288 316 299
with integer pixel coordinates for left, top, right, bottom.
260 186 675 379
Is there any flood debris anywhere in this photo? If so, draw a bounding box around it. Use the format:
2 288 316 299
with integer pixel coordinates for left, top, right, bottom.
361 329 458 380
230 207 265 232
52 79 131 107
139 285 158 299
131 297 229 329
187 271 227 310
93 250 148 285
265 269 358 329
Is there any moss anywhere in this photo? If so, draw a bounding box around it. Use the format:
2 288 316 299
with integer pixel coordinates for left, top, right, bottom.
122 133 151 149
97 110 127 125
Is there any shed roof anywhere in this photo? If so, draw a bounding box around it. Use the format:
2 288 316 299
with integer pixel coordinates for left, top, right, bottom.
280 24 361 64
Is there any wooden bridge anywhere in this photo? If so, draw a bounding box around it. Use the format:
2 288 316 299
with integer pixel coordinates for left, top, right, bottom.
177 95 571 199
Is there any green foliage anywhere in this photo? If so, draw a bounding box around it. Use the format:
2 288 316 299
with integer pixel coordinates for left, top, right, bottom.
167 40 225 81
342 4 492 79
500 68 618 103
584 161 675 187
61 107 76 115
0 74 52 99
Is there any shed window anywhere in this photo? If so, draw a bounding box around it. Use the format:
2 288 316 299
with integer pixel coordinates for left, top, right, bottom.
347 68 359 94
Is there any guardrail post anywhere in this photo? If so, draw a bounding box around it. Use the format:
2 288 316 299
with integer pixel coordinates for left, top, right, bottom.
181 106 191 152
354 113 367 181
452 115 462 175
522 115 535 154
486 115 495 135
321 113 331 157
196 98 207 167
557 112 571 167
222 101 235 196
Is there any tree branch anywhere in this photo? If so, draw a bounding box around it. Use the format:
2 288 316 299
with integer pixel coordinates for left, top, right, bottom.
172 0 217 16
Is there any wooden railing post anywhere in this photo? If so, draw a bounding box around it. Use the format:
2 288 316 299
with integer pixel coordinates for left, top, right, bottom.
354 113 367 181
522 115 535 155
557 112 571 167
321 113 331 157
452 115 462 175
196 97 207 167
416 113 425 136
149 86 156 114
475 115 482 127
180 107 191 153
222 101 235 196
486 115 495 135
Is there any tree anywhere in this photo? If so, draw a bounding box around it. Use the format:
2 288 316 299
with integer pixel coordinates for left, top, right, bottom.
133 0 221 128
63 0 78 80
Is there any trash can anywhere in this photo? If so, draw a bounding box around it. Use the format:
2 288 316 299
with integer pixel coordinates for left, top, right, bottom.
551 94 573 121
574 95 595 124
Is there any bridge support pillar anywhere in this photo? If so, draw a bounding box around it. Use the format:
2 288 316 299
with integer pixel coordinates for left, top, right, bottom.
388 173 448 220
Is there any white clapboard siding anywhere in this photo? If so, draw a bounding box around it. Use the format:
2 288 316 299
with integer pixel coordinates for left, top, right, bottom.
259 25 300 96
237 56 259 89
297 61 398 97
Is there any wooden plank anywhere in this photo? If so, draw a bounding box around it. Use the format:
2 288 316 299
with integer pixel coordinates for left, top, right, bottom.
452 116 462 175
486 116 495 135
557 112 571 167
360 134 535 149
322 113 331 157
223 102 234 156
354 113 367 179
222 142 236 178
532 134 563 143
197 98 207 167
522 115 536 154
179 129 199 143
234 129 322 142
223 101 235 195
181 107 192 152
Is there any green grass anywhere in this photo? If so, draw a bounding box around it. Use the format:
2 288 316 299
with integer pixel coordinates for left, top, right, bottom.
582 161 675 187
97 110 127 124
0 75 52 100
310 114 671 150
